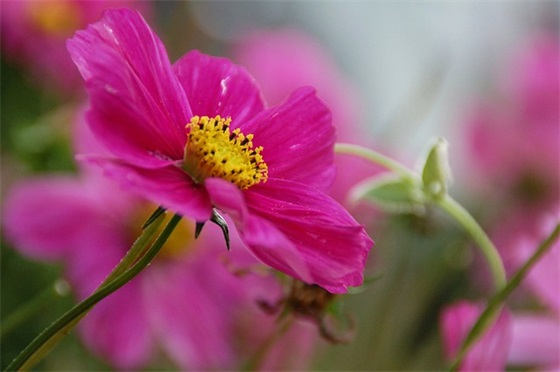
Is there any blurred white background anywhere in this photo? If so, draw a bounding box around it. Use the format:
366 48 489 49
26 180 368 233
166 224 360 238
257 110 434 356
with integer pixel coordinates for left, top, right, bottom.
187 1 559 159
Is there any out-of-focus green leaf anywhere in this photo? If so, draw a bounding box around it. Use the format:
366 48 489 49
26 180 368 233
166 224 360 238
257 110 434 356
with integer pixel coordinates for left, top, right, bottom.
349 174 425 214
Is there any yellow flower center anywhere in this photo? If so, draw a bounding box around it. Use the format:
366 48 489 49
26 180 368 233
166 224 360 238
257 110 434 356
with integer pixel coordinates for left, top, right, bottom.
183 115 268 190
27 1 81 36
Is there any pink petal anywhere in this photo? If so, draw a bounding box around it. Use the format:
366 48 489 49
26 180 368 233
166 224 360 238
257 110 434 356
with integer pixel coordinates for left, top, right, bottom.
206 177 372 293
204 177 312 284
145 255 240 370
2 177 121 261
508 314 560 367
82 155 213 221
440 301 513 371
246 179 372 293
173 50 265 123
65 233 130 300
67 8 191 166
239 87 336 192
79 278 154 369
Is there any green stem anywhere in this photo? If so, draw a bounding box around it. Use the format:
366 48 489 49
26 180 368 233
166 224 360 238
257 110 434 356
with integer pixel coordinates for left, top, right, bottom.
335 143 416 181
7 213 181 371
335 142 506 291
101 210 165 285
450 222 560 371
435 195 506 291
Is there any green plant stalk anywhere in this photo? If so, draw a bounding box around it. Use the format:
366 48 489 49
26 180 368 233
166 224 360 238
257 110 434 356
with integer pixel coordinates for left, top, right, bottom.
450 222 560 371
335 142 508 367
101 210 165 284
335 143 416 181
434 195 506 291
335 143 506 291
7 213 181 371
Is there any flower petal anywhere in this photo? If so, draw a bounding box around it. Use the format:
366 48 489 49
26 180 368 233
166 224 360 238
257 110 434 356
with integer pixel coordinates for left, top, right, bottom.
2 177 121 261
64 225 130 300
204 177 312 283
82 155 212 221
508 314 560 367
67 8 190 166
79 278 154 369
245 179 372 293
145 255 240 370
173 50 265 123
239 87 336 192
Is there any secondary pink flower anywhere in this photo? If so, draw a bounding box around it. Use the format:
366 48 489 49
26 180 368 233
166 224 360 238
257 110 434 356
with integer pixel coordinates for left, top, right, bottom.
462 34 559 276
0 0 151 93
3 115 317 370
440 301 513 371
464 34 559 211
67 8 373 294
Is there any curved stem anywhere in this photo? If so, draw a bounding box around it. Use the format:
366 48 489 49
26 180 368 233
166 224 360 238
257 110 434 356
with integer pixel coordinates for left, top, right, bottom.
335 143 416 180
435 195 506 291
336 142 505 291
7 213 181 371
450 222 560 370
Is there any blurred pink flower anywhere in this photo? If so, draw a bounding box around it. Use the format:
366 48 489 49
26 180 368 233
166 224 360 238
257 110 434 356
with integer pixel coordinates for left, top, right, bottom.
508 210 560 369
0 0 152 93
464 34 559 212
440 301 513 371
231 29 385 215
67 8 373 294
462 34 559 277
2 113 317 370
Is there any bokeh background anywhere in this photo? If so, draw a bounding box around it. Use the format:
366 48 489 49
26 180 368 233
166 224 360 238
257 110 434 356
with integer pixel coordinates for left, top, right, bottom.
1 1 558 370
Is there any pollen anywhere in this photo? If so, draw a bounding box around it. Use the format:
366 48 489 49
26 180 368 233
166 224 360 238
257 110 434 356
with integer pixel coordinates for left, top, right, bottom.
183 115 268 189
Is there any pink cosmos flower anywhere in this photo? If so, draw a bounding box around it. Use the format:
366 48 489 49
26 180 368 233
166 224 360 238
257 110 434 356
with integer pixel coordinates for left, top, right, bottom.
0 0 151 93
3 114 317 370
231 29 385 214
66 8 373 294
440 301 513 371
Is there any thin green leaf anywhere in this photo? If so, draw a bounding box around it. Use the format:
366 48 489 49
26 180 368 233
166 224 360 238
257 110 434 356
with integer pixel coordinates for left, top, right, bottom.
347 273 384 294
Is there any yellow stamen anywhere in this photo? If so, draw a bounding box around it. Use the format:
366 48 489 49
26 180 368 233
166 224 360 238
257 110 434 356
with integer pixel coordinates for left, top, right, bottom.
184 115 268 189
